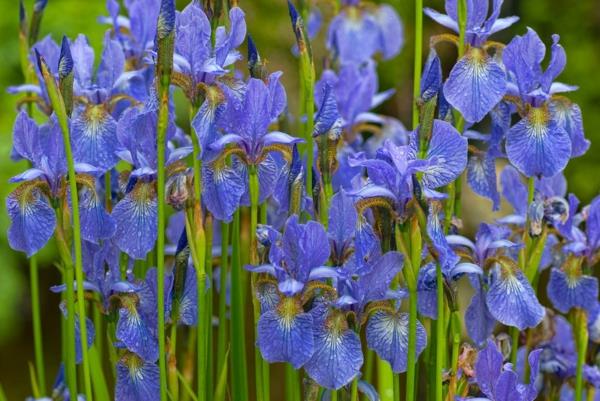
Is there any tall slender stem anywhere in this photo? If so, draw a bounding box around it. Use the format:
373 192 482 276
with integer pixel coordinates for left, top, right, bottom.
230 211 248 401
285 364 300 401
412 0 423 129
40 54 92 401
217 222 230 376
29 256 46 394
157 85 169 401
435 264 444 401
574 308 588 401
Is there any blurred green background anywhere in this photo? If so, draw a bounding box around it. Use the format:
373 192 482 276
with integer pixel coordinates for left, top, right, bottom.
0 0 598 398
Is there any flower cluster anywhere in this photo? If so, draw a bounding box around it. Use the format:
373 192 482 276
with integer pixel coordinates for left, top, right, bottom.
6 0 599 400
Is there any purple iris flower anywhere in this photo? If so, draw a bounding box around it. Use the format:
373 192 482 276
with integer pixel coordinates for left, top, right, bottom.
205 77 300 219
446 223 518 345
425 0 518 122
101 0 160 70
327 0 403 65
65 32 145 172
316 60 394 130
246 216 339 371
465 339 541 401
174 2 246 87
503 28 589 177
529 315 600 391
112 92 191 259
7 112 111 256
351 119 467 213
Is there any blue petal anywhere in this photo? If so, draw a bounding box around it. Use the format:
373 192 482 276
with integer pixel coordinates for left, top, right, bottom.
366 310 426 373
304 310 363 389
328 189 357 259
7 185 56 257
59 303 95 364
486 267 545 330
506 109 572 177
465 276 496 347
547 268 598 314
174 1 211 80
443 49 506 123
70 34 95 90
500 165 528 216
257 297 315 368
97 32 125 90
373 5 404 60
202 163 244 222
78 187 116 243
112 181 158 259
327 10 380 65
115 355 160 401
12 111 42 163
179 264 198 326
551 100 589 158
467 152 500 211
359 251 403 304
116 305 159 362
138 268 174 333
421 120 468 189
474 339 504 399
426 202 460 274
416 263 438 319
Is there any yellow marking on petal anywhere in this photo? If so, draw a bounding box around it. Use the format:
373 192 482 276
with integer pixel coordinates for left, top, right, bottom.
528 106 551 138
277 296 302 330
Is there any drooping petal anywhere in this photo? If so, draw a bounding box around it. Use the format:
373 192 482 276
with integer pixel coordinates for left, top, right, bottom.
416 263 438 319
116 304 159 362
202 162 244 222
78 186 116 243
443 48 507 123
304 310 363 389
257 297 315 368
115 355 160 401
71 104 120 171
112 181 158 259
506 107 571 177
547 268 598 314
486 266 545 330
7 184 56 257
366 310 426 373
359 251 403 304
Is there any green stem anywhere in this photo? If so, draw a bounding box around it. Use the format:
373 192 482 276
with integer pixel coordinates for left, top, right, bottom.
412 0 423 129
64 263 78 398
435 264 444 401
168 324 179 401
406 288 418 401
330 390 338 401
230 211 248 401
285 364 300 401
217 222 230 376
205 215 214 397
574 309 589 401
29 256 46 395
44 60 92 401
351 377 359 401
448 309 461 400
157 79 169 401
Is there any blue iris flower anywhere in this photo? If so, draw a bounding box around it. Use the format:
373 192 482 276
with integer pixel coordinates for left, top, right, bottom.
503 28 589 177
425 0 519 122
327 0 403 65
